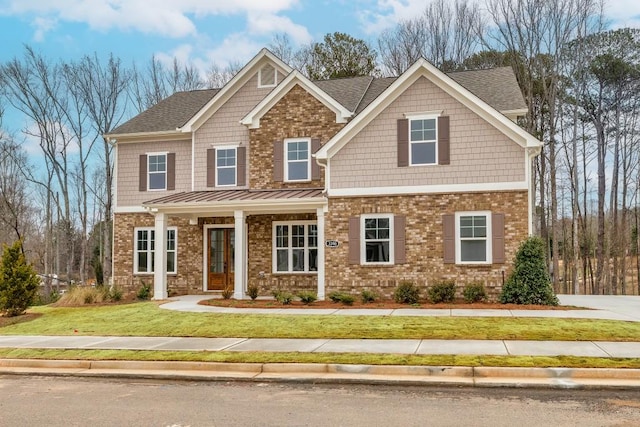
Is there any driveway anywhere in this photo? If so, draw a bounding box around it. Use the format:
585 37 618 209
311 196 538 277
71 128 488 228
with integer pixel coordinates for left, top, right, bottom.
558 294 640 321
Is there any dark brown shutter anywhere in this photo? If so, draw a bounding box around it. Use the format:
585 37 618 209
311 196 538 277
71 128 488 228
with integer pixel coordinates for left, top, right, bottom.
492 213 505 264
139 154 147 191
394 215 406 264
311 138 321 180
273 140 283 182
438 116 450 165
397 118 409 167
348 216 360 265
206 149 216 187
237 146 246 186
443 214 455 264
166 153 175 190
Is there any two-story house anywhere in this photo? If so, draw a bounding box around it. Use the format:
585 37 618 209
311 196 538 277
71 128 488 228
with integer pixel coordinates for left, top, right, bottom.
107 48 540 300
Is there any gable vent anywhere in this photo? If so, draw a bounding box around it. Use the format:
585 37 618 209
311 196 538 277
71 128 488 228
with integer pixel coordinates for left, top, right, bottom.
259 64 277 88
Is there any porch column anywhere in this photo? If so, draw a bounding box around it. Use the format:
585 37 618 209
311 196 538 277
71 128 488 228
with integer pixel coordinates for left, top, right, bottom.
234 210 246 299
153 212 168 300
316 207 326 300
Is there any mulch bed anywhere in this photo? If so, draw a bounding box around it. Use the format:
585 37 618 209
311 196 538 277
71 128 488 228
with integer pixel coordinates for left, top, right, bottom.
199 299 581 310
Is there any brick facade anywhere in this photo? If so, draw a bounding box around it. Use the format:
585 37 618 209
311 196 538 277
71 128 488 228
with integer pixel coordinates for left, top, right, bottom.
249 84 345 189
324 191 529 300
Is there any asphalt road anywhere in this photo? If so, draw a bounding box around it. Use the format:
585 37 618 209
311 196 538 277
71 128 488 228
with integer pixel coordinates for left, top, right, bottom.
1 376 639 426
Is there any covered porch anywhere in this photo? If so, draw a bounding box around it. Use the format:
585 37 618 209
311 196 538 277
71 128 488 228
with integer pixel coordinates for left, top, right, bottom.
142 188 327 300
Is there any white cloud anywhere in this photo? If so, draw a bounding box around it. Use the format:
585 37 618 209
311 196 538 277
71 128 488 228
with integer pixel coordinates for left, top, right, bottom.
203 33 262 68
31 16 57 42
246 11 312 45
606 0 640 29
1 0 303 38
21 121 79 157
358 0 427 35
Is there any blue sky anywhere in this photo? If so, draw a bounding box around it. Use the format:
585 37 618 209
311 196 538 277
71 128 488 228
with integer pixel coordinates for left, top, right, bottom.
0 0 638 139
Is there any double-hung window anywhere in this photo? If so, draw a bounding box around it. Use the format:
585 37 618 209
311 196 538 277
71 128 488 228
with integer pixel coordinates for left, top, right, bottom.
148 153 167 190
361 214 394 265
285 138 310 181
273 222 318 273
456 212 491 264
409 116 437 165
216 147 236 186
134 227 177 274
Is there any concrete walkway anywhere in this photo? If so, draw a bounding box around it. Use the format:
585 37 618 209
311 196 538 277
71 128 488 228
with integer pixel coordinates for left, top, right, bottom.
1 335 640 358
159 294 640 322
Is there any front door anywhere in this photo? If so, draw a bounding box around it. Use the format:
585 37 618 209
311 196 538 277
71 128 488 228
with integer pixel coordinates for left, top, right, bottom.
207 228 235 291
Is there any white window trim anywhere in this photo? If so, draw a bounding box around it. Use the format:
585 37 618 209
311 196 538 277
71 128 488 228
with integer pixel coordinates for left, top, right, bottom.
133 226 178 274
407 113 439 167
215 145 237 187
360 213 394 265
147 152 168 191
455 211 492 265
272 220 318 274
284 137 311 182
258 65 278 88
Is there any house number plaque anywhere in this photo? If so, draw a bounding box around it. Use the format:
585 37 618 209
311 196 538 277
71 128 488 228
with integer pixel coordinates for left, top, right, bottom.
325 240 340 248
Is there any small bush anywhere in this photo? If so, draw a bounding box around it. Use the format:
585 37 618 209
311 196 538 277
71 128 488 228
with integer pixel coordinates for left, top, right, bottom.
361 289 377 304
221 286 233 300
56 286 107 306
338 294 355 306
276 291 294 305
109 286 123 302
298 291 317 305
328 291 344 303
463 282 487 303
393 281 420 304
247 283 259 300
428 281 456 303
499 236 559 306
137 282 151 300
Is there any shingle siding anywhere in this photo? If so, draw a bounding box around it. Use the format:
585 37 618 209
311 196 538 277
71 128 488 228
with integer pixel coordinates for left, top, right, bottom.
330 76 525 189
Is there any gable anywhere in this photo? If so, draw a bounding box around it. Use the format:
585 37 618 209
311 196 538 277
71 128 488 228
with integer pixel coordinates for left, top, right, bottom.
330 76 526 191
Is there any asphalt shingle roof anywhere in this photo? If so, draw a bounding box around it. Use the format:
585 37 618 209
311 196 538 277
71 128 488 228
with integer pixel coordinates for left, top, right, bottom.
109 66 525 136
109 88 219 135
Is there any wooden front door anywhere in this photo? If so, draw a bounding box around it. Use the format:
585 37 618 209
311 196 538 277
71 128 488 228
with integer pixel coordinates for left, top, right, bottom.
207 228 235 291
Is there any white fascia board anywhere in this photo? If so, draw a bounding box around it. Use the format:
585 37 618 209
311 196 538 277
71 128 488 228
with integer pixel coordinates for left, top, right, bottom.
181 48 293 133
105 130 186 143
241 70 352 129
316 58 542 160
114 206 149 214
328 181 529 197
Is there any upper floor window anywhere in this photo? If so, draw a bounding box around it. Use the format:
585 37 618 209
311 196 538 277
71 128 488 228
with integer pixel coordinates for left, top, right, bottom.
148 153 167 190
410 116 437 165
216 147 236 187
285 138 310 182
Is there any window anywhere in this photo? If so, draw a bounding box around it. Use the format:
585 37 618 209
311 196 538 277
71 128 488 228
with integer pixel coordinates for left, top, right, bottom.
216 147 236 186
285 138 310 182
148 154 167 190
409 116 437 165
134 227 177 274
273 222 317 273
456 212 491 264
361 214 394 264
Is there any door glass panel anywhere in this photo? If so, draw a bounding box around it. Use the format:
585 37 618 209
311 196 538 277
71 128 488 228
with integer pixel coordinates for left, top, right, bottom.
209 230 225 273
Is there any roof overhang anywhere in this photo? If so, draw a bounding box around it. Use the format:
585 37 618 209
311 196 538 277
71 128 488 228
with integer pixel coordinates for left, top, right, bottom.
315 58 542 161
104 130 187 143
142 189 326 216
179 49 293 133
241 70 353 129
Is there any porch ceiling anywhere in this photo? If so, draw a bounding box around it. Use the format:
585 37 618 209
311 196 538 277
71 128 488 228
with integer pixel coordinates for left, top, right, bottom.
142 188 326 216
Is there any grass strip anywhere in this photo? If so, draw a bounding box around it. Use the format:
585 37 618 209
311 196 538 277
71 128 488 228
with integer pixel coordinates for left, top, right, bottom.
1 303 639 342
1 348 640 369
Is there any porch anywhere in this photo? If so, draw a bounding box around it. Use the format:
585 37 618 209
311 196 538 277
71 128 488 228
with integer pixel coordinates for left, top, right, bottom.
142 188 327 300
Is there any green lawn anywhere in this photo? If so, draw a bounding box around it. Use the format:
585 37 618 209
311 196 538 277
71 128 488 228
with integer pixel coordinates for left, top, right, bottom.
1 302 639 342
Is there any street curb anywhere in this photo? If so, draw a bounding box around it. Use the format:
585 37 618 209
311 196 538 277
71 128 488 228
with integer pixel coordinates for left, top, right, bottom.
1 359 640 389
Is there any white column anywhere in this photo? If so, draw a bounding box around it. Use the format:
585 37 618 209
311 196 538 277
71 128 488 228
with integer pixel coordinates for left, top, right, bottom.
234 210 246 299
316 207 326 300
153 212 168 300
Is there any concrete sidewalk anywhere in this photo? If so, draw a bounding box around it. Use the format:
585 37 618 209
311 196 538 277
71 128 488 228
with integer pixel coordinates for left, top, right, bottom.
159 294 640 322
2 335 640 358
